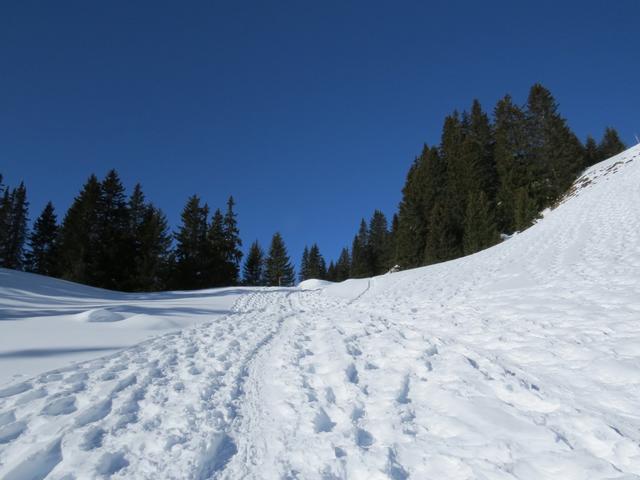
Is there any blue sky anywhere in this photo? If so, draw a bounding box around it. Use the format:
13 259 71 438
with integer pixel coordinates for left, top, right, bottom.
1 1 638 268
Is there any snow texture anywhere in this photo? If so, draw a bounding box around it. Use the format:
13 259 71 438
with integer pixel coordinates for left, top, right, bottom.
0 145 639 478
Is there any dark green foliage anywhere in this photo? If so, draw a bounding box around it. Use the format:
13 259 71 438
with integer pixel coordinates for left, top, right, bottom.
173 195 211 290
243 240 264 286
597 127 626 161
0 182 29 269
25 202 59 276
265 232 295 286
57 175 102 284
334 248 351 281
424 200 458 265
368 210 392 275
583 135 599 169
126 184 172 291
463 191 499 255
299 243 326 281
221 197 243 285
350 220 371 278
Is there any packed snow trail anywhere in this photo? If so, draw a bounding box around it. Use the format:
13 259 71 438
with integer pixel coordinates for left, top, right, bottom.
1 145 640 479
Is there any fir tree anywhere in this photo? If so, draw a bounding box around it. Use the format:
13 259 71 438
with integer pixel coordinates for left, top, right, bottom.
25 201 58 276
463 191 499 255
264 232 295 286
368 210 391 275
305 244 327 280
424 200 458 265
350 219 371 278
583 135 599 169
335 247 351 281
173 195 210 290
222 196 243 285
598 127 626 161
243 240 264 286
0 182 29 270
94 170 131 289
207 208 227 286
299 246 310 282
57 174 101 284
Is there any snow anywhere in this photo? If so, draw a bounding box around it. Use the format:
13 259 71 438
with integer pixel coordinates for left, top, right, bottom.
1 144 640 479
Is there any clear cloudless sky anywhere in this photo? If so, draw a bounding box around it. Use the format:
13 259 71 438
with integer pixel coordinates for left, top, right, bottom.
1 1 638 270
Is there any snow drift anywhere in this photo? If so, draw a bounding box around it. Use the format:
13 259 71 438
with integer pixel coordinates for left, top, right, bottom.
0 145 639 479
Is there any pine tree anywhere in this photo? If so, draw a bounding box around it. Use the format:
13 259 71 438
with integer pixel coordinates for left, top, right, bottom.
25 201 58 276
350 219 371 278
243 240 264 286
173 195 210 290
326 261 337 282
222 196 242 285
461 100 497 199
93 170 131 289
207 208 227 286
264 232 295 286
525 83 584 209
463 191 499 255
424 200 458 265
299 246 310 282
440 112 466 257
305 244 327 280
0 182 29 270
368 210 391 275
598 127 626 161
583 135 599 169
335 247 351 281
513 186 538 231
57 174 102 284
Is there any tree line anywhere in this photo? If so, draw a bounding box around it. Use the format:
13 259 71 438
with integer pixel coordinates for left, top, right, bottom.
1 83 627 289
0 170 299 290
297 83 626 282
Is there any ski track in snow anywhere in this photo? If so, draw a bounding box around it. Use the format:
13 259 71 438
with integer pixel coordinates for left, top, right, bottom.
1 146 640 479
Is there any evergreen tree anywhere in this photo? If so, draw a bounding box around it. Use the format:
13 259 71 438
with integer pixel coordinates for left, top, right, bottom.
368 210 391 275
494 95 530 233
57 175 101 284
598 127 626 161
222 196 243 285
513 186 538 231
440 112 466 257
326 261 337 282
463 190 499 255
335 247 351 281
173 195 210 290
243 240 264 286
350 219 371 278
0 182 29 270
424 200 458 265
25 201 58 276
583 135 599 169
264 232 295 286
299 246 310 282
525 83 584 208
207 208 226 286
461 100 497 199
305 244 327 280
94 170 131 289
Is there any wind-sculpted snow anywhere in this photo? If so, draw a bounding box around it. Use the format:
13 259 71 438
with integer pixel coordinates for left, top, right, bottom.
0 145 640 478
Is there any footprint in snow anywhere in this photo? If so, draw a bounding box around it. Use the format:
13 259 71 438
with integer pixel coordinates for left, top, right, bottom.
41 396 77 416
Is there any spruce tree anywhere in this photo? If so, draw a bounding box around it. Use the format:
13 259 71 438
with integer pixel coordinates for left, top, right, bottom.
243 240 264 286
173 195 210 290
25 201 58 276
335 247 351 281
222 196 243 285
463 190 499 255
207 208 227 286
94 170 131 289
0 182 29 270
424 200 458 265
598 127 626 161
264 232 295 286
57 174 102 284
306 244 327 280
368 210 391 275
583 135 599 169
299 246 310 282
350 219 371 278
326 261 337 282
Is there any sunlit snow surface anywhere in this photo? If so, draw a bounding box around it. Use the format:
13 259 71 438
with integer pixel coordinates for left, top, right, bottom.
1 145 639 479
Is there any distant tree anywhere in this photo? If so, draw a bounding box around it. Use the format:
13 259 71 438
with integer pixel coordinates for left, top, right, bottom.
243 240 264 286
25 201 59 276
597 127 626 161
583 135 599 169
368 210 391 275
207 208 226 286
264 232 295 286
424 200 458 265
299 246 310 282
222 196 243 285
0 182 29 270
335 247 351 281
305 243 327 280
325 260 337 282
350 219 371 278
173 195 210 290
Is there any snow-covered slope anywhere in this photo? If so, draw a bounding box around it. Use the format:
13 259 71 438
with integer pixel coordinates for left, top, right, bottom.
1 145 639 479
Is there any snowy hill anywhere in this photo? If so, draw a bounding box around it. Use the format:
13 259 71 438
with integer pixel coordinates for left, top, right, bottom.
1 144 639 479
